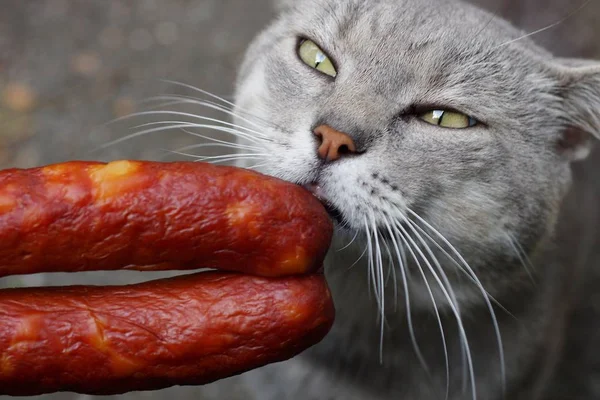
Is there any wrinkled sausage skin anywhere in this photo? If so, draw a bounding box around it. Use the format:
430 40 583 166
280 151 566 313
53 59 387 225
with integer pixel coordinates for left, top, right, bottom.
0 161 333 278
0 272 335 396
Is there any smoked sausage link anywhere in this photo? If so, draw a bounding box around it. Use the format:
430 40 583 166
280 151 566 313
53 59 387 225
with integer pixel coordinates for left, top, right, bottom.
0 161 336 395
0 272 335 396
0 161 333 278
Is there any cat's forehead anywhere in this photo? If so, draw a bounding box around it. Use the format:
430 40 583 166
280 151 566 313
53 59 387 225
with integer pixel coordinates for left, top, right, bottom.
280 0 555 117
289 0 544 59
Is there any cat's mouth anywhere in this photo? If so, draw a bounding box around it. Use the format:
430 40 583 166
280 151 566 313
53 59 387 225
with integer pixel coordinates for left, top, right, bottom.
303 183 345 225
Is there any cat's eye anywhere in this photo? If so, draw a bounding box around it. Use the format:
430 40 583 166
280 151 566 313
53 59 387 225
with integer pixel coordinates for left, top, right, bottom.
419 110 478 129
298 39 337 78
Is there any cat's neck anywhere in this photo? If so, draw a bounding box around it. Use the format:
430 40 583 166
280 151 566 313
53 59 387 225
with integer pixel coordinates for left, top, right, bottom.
308 232 570 399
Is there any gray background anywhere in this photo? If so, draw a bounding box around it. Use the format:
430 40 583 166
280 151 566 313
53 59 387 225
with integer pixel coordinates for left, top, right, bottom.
0 0 599 399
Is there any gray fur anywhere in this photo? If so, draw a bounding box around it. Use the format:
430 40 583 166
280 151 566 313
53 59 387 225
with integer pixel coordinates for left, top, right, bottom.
220 0 600 398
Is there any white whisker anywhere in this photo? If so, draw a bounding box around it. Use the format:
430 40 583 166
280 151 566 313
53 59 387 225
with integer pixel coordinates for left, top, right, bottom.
178 128 263 151
177 143 259 153
364 218 380 309
173 142 261 153
245 161 272 170
195 158 266 165
195 153 271 160
371 214 386 363
382 216 430 376
139 98 254 130
131 118 267 144
473 3 501 38
400 218 470 392
165 150 269 163
155 81 284 133
143 95 235 112
159 80 268 122
347 237 370 271
127 122 263 151
505 232 536 283
337 229 360 252
159 79 239 109
408 220 514 318
143 95 270 134
407 208 505 396
116 110 268 142
494 0 591 48
401 219 452 400
91 119 269 154
379 230 398 311
396 218 476 400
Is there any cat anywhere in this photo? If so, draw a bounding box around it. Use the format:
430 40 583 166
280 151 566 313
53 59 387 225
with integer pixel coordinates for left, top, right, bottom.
0 1 597 400
218 0 600 399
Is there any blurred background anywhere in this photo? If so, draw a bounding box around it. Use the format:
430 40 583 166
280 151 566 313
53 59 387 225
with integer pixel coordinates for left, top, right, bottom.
0 0 599 399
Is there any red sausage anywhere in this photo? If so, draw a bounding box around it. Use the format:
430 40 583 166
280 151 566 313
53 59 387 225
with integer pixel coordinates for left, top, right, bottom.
0 161 333 278
0 272 334 396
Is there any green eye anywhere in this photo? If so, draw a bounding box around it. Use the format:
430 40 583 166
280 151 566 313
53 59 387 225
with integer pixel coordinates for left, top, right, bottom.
419 110 478 129
298 39 337 78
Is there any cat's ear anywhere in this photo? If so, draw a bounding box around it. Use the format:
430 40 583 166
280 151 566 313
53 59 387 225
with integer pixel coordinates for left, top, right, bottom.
554 58 600 162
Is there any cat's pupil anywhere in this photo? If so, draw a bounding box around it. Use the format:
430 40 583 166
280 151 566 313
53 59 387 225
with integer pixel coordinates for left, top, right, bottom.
314 52 326 68
432 110 445 125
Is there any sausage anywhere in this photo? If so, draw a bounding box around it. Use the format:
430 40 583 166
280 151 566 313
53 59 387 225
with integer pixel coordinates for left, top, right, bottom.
0 272 334 396
0 160 333 278
0 160 335 395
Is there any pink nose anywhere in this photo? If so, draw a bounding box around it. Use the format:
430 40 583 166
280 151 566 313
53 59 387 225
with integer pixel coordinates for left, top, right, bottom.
313 125 357 162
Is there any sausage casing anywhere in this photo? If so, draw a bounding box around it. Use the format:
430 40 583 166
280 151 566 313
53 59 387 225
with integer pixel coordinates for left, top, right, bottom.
0 161 333 278
0 272 334 396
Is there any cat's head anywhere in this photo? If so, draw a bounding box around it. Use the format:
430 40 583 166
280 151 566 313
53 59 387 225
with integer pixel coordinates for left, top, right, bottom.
233 0 600 301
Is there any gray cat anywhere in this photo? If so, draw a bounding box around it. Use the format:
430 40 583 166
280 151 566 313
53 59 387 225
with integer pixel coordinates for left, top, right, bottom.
222 0 600 399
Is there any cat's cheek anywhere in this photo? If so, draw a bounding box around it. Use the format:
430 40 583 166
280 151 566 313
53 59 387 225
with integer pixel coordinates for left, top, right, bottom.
233 68 275 171
314 156 407 229
234 68 268 117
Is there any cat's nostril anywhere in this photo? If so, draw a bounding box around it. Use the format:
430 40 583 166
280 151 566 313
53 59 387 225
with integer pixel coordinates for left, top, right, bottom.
313 125 357 162
314 131 324 146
